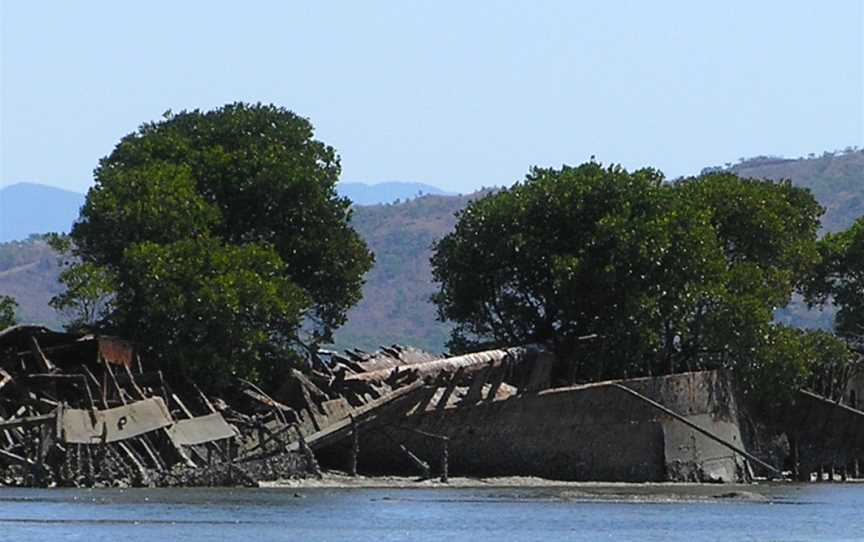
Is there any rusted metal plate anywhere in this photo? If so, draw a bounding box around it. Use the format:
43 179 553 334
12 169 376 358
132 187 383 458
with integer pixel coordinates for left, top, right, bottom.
60 397 172 444
794 389 864 453
165 412 236 446
98 337 135 367
287 380 426 452
342 345 442 373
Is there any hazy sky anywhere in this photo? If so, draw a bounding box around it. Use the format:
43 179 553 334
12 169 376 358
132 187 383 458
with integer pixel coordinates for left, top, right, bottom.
2 1 862 194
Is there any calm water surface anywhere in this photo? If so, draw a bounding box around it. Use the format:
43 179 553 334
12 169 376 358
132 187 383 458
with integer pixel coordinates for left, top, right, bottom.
0 484 861 541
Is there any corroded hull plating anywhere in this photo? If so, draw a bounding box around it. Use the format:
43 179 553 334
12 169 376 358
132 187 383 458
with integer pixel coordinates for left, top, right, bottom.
337 371 750 482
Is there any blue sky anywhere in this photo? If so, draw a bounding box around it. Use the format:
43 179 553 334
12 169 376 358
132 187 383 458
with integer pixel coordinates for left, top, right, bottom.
1 1 862 194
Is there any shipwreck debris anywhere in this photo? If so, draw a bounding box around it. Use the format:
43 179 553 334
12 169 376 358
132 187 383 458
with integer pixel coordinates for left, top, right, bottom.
3 326 840 487
0 325 314 487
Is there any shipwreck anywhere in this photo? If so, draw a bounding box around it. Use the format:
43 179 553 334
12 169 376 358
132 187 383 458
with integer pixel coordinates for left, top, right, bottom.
0 324 859 487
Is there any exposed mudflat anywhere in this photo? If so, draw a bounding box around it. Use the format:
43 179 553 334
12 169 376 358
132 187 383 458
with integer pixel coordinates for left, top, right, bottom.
261 472 773 502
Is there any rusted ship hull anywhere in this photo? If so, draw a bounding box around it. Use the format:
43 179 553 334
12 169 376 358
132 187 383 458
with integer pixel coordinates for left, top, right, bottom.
324 370 750 482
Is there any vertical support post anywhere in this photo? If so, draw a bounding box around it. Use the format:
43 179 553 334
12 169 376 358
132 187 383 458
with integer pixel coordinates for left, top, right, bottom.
854 459 861 479
350 415 359 477
440 437 449 483
790 434 800 481
295 425 322 478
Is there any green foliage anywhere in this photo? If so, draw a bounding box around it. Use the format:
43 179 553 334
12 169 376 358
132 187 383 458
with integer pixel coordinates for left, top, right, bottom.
119 239 309 385
0 295 18 330
73 163 220 263
729 150 864 234
807 217 864 340
675 173 822 290
431 163 825 394
49 261 115 332
801 329 860 401
67 103 373 386
733 326 854 417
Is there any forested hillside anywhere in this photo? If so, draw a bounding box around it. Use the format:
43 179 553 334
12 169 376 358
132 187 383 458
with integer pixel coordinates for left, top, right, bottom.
0 237 64 327
330 193 484 352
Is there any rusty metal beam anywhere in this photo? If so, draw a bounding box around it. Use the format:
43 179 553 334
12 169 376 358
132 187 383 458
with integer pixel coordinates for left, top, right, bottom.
435 367 464 416
462 365 492 404
484 365 507 402
0 413 55 431
345 345 545 383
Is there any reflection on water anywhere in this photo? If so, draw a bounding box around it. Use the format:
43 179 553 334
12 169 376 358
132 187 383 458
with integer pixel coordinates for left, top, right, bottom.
0 484 861 542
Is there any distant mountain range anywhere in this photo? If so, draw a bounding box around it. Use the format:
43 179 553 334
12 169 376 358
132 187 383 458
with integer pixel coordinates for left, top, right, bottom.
0 181 454 242
1 150 862 351
0 183 85 242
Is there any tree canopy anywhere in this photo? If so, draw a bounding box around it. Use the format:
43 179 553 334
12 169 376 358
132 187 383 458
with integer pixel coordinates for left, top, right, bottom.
807 217 864 341
67 103 373 385
431 162 841 407
0 295 17 330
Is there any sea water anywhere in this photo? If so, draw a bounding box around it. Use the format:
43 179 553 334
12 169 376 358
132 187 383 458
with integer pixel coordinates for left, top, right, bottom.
0 484 861 541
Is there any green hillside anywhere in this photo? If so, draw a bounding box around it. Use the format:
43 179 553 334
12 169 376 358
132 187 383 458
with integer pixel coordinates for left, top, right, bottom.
330 192 484 353
0 237 65 328
1 150 861 351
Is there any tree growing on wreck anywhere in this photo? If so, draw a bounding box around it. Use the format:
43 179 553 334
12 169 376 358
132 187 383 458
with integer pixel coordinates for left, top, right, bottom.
807 217 864 341
431 162 846 407
804 216 864 398
66 103 373 387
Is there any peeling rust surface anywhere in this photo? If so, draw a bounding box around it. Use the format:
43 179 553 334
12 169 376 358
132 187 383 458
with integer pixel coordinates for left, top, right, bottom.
97 337 135 367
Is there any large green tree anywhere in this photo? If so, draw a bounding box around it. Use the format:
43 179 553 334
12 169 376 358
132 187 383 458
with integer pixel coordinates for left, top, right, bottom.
68 103 373 385
432 163 724 379
431 163 828 396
